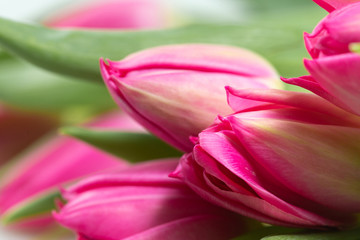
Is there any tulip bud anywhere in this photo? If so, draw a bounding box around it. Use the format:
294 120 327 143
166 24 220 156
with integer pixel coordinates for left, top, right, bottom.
0 112 143 228
101 44 281 152
43 0 167 30
305 2 360 58
54 159 247 240
174 88 360 228
283 2 360 116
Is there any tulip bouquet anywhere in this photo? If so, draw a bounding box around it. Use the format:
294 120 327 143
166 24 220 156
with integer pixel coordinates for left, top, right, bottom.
0 0 359 239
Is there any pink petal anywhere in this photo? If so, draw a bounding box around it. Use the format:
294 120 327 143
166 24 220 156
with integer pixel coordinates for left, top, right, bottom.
66 159 183 198
101 62 191 151
56 159 245 240
313 0 360 12
324 2 360 43
125 214 244 240
230 116 360 215
102 57 273 152
197 130 343 226
108 44 279 79
281 75 345 107
0 112 141 215
177 151 339 227
305 53 360 115
226 88 360 127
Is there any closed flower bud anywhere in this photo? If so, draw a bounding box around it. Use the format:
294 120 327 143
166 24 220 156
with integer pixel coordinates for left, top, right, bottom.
101 44 281 152
174 88 360 228
283 2 360 116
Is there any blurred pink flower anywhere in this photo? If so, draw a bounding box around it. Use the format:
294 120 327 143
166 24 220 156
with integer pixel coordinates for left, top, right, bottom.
55 159 247 240
174 88 360 228
44 0 166 29
0 112 144 228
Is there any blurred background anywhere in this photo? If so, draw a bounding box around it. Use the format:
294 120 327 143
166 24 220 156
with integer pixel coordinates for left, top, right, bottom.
0 0 246 23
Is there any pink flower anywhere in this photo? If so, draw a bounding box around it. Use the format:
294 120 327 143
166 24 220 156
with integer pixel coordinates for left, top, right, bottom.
54 159 247 240
313 0 360 12
0 105 57 166
101 44 281 152
283 2 360 116
304 2 360 58
173 88 360 228
43 0 166 30
0 112 143 228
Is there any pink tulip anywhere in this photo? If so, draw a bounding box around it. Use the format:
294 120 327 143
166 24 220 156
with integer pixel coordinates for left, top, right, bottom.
0 111 144 227
304 2 360 59
0 105 57 166
173 88 360 228
313 0 360 12
43 0 166 29
101 44 281 152
54 159 247 240
283 2 360 116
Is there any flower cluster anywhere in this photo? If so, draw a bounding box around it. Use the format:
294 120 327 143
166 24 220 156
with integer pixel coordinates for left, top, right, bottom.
0 0 360 239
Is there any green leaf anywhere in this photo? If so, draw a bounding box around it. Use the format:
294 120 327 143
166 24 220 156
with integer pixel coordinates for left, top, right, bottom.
61 127 183 162
0 17 307 81
0 47 11 60
232 226 303 240
261 228 360 240
0 58 115 112
2 189 62 225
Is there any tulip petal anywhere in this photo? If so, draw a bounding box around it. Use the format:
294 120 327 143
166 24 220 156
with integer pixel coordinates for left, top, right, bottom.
108 44 278 79
304 53 360 115
226 88 360 127
56 187 212 240
176 153 285 226
281 75 345 108
324 2 360 43
66 159 183 198
196 131 343 226
125 214 244 240
56 159 245 240
313 0 360 12
0 136 120 214
0 112 139 219
101 58 191 151
102 56 273 152
305 2 360 57
230 116 360 216
177 152 336 227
